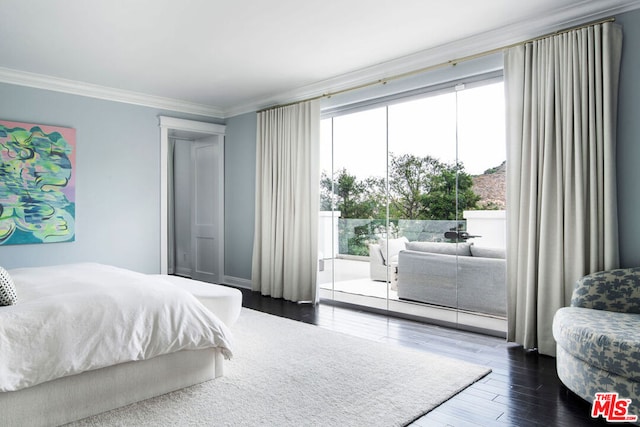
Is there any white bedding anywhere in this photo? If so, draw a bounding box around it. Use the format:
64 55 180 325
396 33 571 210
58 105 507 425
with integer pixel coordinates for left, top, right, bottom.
0 263 233 392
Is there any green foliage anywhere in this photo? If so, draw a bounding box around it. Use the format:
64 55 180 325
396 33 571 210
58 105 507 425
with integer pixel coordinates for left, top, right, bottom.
418 162 480 220
387 154 439 219
338 219 398 256
320 169 386 219
483 160 506 175
322 155 480 221
388 153 479 220
477 200 502 210
322 154 482 255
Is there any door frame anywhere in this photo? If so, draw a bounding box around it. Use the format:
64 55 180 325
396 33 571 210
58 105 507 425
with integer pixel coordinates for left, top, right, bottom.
159 116 226 275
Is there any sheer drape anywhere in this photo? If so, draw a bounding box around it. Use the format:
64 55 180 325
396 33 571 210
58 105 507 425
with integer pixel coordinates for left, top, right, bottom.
251 100 320 303
504 22 622 356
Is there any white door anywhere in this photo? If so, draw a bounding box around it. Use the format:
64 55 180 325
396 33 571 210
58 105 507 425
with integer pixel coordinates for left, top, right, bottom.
190 138 221 283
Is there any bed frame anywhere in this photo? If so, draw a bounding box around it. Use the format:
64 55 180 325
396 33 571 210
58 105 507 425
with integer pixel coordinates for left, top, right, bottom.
0 347 224 427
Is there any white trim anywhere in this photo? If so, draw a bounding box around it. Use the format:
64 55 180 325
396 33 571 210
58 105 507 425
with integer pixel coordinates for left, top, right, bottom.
218 140 226 287
0 66 225 118
159 116 226 135
159 116 226 275
1 0 639 119
160 125 169 274
224 0 640 117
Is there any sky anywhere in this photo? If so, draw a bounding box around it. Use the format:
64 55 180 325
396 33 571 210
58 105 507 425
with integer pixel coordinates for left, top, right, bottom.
320 81 506 178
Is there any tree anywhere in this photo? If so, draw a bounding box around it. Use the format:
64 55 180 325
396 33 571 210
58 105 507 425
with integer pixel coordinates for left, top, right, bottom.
420 163 480 220
361 176 387 219
321 154 480 222
320 169 385 219
320 171 336 211
320 157 481 256
388 154 439 219
387 153 479 220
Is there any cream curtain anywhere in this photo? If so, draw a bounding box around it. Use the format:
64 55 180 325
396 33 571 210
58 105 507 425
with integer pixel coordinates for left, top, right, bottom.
252 100 320 303
504 22 622 356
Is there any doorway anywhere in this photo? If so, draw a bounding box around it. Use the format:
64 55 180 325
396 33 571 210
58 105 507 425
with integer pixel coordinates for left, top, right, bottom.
172 136 222 282
317 77 507 335
159 116 226 283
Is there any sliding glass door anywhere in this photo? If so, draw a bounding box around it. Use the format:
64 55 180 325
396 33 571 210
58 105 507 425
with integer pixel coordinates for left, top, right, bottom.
318 77 506 334
318 107 390 308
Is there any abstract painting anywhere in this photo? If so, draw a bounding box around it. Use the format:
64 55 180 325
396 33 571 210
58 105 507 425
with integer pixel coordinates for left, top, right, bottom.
0 120 76 245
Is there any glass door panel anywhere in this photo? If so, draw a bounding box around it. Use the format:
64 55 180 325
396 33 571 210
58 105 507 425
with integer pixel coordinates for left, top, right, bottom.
387 92 462 322
318 108 388 305
318 79 507 335
455 82 507 328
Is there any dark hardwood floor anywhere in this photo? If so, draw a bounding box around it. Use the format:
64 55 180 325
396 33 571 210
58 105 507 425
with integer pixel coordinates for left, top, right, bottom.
236 287 625 427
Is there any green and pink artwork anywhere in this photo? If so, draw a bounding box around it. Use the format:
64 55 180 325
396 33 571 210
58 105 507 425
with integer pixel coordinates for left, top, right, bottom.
0 120 76 245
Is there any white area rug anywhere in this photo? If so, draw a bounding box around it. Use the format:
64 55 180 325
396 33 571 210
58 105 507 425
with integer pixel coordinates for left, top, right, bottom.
70 308 490 426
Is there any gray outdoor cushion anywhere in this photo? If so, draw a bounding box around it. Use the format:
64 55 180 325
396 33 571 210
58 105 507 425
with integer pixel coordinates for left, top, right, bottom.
470 245 505 259
404 241 472 257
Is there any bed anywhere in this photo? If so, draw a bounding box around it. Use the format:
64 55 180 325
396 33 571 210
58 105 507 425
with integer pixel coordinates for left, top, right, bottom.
0 263 237 427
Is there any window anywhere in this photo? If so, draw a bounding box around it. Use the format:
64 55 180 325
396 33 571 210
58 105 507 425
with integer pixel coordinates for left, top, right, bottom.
317 76 507 335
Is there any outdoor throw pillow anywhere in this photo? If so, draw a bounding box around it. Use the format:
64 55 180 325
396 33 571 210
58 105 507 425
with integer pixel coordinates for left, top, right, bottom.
0 266 17 306
378 236 408 264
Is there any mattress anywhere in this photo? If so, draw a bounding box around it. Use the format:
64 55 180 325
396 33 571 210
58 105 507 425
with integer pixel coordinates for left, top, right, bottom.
157 274 243 326
0 263 234 392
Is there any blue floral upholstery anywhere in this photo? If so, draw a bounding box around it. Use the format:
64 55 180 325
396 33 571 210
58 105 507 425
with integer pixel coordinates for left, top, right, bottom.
571 267 640 313
553 268 640 424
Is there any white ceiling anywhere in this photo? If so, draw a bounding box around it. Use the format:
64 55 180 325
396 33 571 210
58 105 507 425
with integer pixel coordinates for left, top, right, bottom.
1 0 639 118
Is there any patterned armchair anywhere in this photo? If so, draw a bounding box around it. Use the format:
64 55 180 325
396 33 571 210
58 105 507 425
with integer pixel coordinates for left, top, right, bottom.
553 268 640 423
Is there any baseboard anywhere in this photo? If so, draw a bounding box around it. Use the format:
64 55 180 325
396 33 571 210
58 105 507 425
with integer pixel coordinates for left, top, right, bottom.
222 275 252 289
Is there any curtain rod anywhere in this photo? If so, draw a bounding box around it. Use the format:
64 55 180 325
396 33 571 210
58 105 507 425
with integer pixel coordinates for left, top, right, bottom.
258 16 615 113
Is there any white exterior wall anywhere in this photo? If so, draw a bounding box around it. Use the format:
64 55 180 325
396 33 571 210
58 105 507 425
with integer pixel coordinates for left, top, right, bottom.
463 210 506 249
318 211 341 259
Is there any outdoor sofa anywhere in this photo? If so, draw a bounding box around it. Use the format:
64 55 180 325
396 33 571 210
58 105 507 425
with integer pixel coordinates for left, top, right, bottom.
396 241 506 317
370 238 506 316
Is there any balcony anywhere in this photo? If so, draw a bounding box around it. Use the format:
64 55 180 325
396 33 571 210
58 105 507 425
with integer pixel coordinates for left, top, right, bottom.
318 210 508 336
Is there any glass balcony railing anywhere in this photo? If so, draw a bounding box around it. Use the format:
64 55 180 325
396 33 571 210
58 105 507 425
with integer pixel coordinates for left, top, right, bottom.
337 218 465 258
318 210 508 335
318 211 506 300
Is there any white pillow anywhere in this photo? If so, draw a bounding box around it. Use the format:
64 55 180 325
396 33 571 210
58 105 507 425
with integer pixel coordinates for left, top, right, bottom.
0 266 17 306
378 236 408 264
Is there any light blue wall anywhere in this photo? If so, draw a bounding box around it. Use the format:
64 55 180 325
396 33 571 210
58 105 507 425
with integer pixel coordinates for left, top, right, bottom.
224 8 640 275
0 83 222 272
3 9 639 276
224 112 256 281
616 8 640 268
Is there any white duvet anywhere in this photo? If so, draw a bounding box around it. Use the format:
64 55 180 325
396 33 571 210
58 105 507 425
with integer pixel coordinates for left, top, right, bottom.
0 263 233 392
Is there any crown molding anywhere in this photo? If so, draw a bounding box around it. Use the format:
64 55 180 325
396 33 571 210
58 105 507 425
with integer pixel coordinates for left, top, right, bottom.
225 0 640 118
1 0 639 120
0 66 226 119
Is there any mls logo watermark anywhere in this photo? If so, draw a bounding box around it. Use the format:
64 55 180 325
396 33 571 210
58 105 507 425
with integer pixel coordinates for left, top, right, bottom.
591 392 638 422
